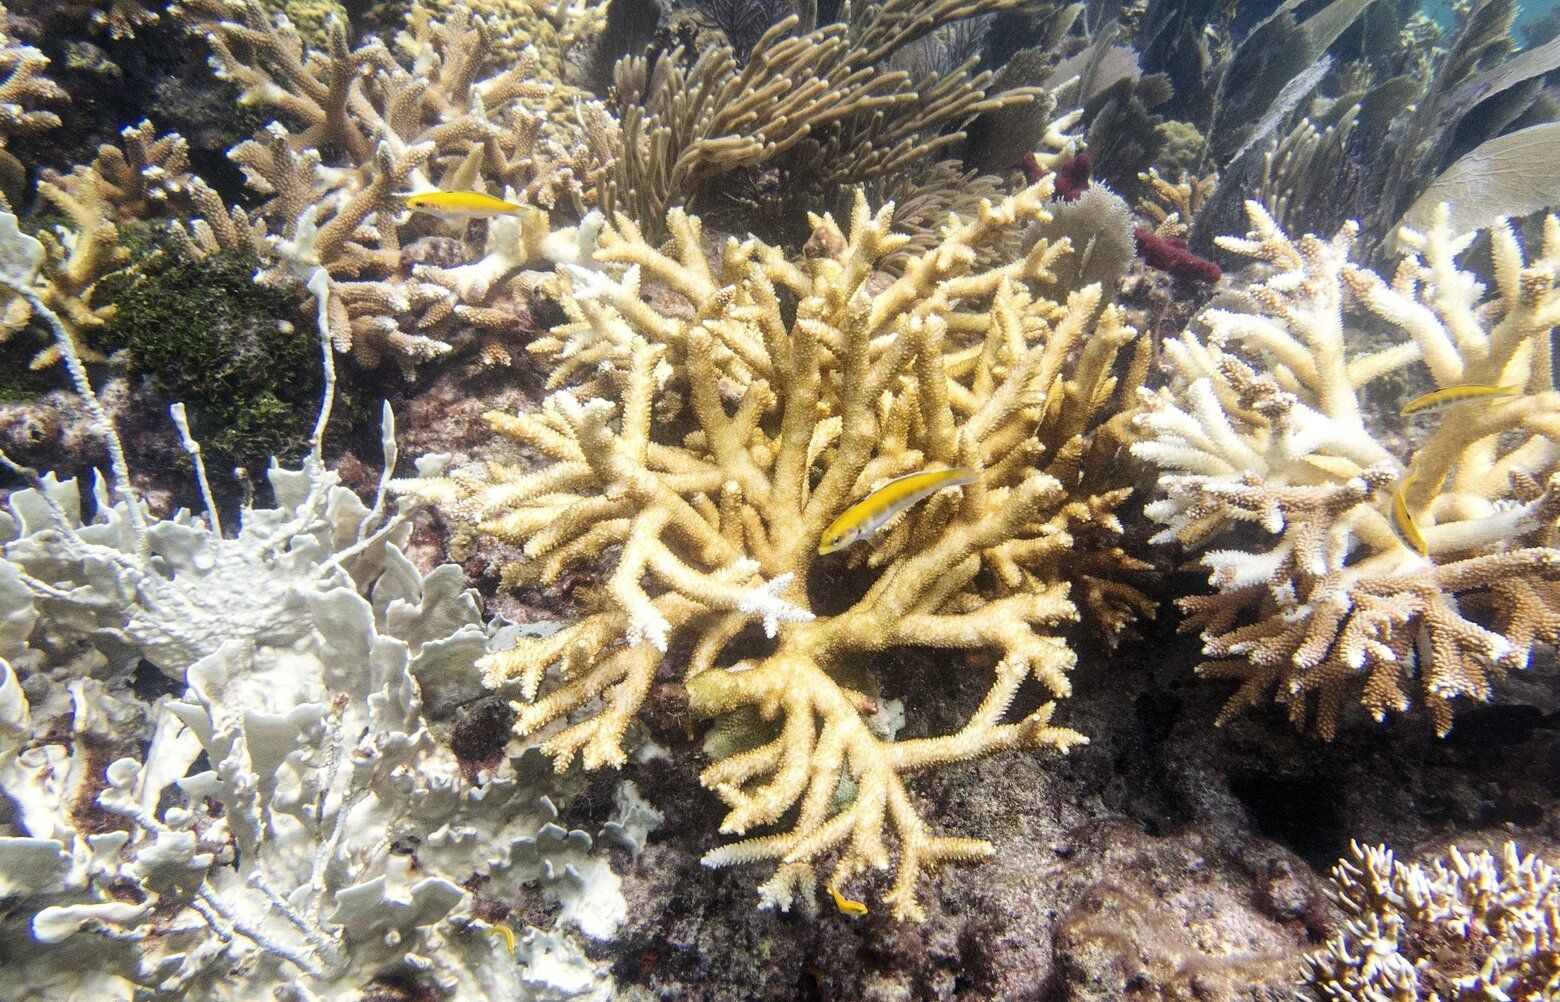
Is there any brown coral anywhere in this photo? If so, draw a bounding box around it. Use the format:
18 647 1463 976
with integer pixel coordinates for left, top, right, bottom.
1307 840 1560 999
173 0 614 369
604 0 1051 242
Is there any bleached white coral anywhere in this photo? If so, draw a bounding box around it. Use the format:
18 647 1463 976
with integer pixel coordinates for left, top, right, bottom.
0 478 650 998
1307 840 1560 1000
1133 201 1560 737
0 222 656 999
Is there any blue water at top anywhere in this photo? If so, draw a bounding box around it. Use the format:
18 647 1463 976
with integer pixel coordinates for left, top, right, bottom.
1421 0 1558 34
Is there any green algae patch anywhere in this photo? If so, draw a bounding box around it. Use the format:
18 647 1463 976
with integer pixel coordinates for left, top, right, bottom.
102 246 318 465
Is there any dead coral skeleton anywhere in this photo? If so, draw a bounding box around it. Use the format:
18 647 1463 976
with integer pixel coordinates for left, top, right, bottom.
1133 201 1560 738
396 179 1152 920
1307 840 1560 1000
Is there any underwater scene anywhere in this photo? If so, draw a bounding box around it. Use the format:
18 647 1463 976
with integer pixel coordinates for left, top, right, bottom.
4 0 1560 998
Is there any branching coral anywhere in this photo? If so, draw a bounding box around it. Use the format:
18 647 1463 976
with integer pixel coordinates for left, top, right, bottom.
0 119 267 372
1134 201 1560 737
1307 841 1560 1000
396 180 1152 920
1136 165 1216 240
0 5 66 356
0 2 64 206
173 0 615 370
414 0 608 70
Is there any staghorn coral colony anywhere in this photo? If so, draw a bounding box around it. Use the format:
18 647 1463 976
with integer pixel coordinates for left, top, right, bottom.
0 0 1558 998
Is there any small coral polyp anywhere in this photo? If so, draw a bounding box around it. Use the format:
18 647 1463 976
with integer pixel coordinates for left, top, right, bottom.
1134 200 1560 738
398 179 1151 920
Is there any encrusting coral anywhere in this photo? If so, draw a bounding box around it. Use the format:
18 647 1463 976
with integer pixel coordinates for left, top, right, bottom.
1133 201 1560 738
396 178 1154 920
1306 840 1560 1000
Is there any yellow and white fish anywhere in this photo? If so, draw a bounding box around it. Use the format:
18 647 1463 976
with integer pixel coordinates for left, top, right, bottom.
818 467 977 555
1391 470 1429 558
1400 383 1519 417
402 190 526 220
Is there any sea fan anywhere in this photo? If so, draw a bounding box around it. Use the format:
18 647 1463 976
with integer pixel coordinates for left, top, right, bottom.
696 0 795 62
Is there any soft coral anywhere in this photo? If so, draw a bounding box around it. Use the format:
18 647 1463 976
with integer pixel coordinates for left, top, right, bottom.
1017 150 1222 285
1133 229 1222 285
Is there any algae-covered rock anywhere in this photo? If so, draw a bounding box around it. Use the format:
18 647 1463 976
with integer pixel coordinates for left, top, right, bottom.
100 245 318 465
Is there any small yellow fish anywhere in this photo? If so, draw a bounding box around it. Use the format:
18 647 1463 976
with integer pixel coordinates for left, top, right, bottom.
827 883 868 917
487 923 517 954
1400 383 1519 417
1300 454 1364 480
1391 472 1429 557
819 467 976 555
402 190 525 219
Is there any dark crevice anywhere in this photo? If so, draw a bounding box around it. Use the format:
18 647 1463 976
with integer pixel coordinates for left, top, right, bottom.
1228 771 1349 871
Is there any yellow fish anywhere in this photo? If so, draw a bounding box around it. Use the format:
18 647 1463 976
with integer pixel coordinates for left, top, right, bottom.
486 923 517 954
818 467 977 554
1400 383 1519 417
1391 471 1429 557
827 883 868 917
402 190 525 219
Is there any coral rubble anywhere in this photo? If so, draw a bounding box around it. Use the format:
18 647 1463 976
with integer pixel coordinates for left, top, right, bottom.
1134 201 1560 737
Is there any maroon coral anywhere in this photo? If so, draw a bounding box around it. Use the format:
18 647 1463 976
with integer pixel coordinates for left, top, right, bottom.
1053 152 1092 201
1133 229 1222 285
1017 152 1043 185
1016 152 1092 200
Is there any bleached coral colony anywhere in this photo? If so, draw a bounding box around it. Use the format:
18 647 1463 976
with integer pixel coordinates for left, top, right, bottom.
0 0 1558 995
1134 203 1560 738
